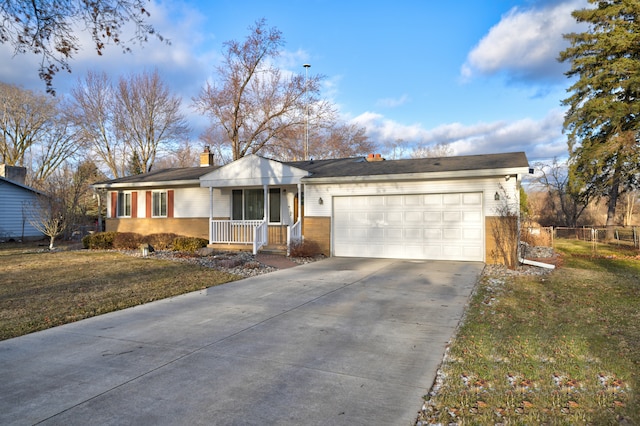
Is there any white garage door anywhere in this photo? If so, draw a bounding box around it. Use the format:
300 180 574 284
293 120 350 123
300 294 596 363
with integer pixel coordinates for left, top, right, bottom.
333 193 483 261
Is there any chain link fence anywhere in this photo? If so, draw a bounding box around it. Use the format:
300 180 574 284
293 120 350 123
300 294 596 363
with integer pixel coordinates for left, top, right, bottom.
522 226 640 249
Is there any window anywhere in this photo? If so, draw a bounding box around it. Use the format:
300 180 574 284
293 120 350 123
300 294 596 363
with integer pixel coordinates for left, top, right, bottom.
269 188 281 223
232 189 263 220
117 192 131 217
231 188 281 222
152 191 167 217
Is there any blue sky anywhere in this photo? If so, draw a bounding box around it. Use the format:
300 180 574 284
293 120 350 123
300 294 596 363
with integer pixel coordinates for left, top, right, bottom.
0 0 588 162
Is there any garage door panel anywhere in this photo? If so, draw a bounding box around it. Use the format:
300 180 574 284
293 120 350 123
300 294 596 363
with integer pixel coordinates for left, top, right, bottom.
423 211 442 222
385 227 404 241
463 228 482 239
463 246 483 258
423 194 442 205
443 193 461 205
405 211 422 222
385 212 402 225
463 192 482 205
369 211 385 224
404 194 421 205
463 211 482 222
386 196 403 206
443 211 462 222
403 227 424 240
443 228 462 240
333 193 483 261
424 228 443 239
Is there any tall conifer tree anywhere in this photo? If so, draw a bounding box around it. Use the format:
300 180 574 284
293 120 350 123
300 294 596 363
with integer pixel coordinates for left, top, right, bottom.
560 0 640 237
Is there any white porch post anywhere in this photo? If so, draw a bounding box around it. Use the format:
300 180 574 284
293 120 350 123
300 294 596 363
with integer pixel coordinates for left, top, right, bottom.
297 183 302 223
208 186 213 244
263 184 268 221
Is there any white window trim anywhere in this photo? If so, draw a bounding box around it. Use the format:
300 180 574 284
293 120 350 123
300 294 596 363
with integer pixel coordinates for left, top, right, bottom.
117 191 132 218
152 190 168 218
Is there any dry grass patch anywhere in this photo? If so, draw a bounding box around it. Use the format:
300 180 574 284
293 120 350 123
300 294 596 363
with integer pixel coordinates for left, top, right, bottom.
418 239 640 425
0 243 240 340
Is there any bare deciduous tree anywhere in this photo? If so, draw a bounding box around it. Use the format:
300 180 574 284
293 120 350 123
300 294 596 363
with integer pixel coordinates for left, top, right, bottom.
115 70 190 173
0 0 165 94
193 19 324 161
533 158 590 227
0 82 54 166
264 118 376 161
154 139 202 168
25 190 66 250
411 142 454 158
71 70 187 177
0 82 82 185
70 71 126 178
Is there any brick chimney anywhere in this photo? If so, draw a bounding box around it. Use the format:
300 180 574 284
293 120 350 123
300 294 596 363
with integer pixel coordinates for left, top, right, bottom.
366 153 385 162
0 164 27 184
200 146 215 167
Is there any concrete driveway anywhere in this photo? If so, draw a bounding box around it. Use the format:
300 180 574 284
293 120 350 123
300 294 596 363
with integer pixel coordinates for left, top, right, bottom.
0 257 482 425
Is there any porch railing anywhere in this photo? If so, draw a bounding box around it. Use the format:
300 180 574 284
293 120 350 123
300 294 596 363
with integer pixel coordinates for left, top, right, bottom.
210 220 264 245
253 220 268 254
287 220 302 256
210 219 299 255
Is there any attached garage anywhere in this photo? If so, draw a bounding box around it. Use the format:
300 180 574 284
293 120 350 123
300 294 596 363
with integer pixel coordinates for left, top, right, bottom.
299 152 531 264
332 192 484 261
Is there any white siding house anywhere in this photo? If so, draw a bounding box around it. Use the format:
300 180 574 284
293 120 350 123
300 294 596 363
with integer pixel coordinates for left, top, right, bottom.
0 176 44 241
93 150 531 265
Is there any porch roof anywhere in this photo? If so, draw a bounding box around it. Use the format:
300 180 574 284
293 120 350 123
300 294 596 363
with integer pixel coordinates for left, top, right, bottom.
199 155 308 188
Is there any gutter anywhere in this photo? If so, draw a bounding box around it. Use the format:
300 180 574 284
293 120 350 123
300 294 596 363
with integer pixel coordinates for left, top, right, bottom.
92 179 201 189
301 166 531 184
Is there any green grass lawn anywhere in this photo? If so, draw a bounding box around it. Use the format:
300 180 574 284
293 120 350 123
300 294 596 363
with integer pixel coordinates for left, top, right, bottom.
0 242 240 340
418 239 640 425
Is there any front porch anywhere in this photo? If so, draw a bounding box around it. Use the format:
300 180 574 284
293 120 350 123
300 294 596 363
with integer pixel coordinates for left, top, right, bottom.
200 155 309 255
208 219 302 255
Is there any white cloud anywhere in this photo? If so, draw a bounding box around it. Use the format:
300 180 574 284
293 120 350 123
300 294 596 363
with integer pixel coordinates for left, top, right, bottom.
462 0 587 83
0 0 217 100
375 94 410 108
351 109 568 161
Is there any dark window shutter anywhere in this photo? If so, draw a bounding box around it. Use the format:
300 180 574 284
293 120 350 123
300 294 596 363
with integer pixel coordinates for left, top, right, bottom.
167 190 174 218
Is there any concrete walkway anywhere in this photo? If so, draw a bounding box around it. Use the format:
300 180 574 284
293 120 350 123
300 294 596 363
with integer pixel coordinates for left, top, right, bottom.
0 257 482 426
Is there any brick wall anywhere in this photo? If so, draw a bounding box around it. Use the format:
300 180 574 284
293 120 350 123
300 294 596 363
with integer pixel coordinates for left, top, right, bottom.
303 216 331 256
106 218 209 239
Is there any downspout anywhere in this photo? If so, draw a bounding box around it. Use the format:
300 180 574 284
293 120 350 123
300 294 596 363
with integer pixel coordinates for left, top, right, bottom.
519 256 555 269
297 183 302 225
208 186 213 244
518 243 555 269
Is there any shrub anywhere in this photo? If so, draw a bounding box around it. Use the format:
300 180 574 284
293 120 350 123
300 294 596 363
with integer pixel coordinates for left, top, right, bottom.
82 231 117 249
289 239 320 258
172 236 209 253
145 233 180 250
112 232 144 250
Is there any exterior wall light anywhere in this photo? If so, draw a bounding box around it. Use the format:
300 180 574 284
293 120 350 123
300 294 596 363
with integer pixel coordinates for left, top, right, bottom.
318 197 323 205
494 192 500 201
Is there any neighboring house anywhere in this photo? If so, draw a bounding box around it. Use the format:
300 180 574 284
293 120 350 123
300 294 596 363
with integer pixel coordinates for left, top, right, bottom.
0 165 45 241
93 149 531 264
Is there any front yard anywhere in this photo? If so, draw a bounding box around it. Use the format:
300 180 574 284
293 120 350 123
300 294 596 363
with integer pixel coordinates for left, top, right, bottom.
0 243 241 340
418 239 640 425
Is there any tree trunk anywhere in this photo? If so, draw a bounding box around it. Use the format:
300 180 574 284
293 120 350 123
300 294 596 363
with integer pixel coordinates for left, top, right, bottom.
605 178 620 241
